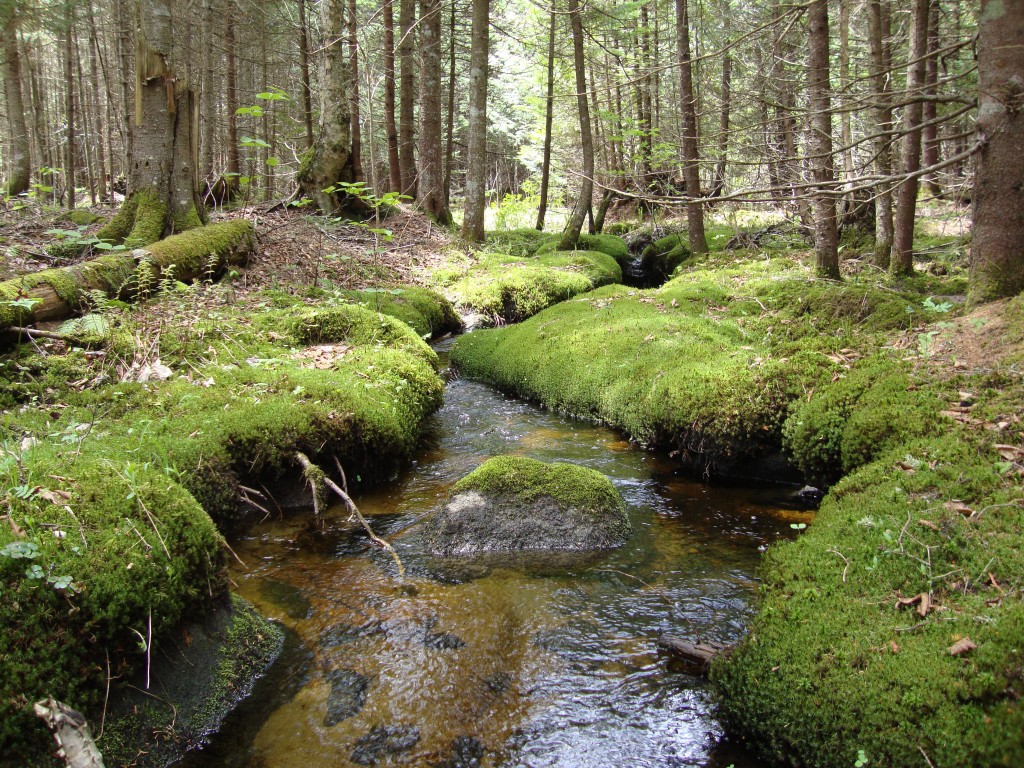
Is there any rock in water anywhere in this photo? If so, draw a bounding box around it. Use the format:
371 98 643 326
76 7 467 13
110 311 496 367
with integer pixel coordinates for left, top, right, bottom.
323 669 370 726
422 456 630 555
350 724 420 765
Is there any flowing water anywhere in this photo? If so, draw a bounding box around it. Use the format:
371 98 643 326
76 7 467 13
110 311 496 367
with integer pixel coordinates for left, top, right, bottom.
182 341 811 768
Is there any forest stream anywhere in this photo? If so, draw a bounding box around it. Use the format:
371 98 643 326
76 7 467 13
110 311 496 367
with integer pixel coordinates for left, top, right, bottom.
179 338 813 768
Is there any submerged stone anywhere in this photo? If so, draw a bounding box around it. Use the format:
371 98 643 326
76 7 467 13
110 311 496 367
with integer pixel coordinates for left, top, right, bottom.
422 456 630 555
324 668 370 726
351 724 421 765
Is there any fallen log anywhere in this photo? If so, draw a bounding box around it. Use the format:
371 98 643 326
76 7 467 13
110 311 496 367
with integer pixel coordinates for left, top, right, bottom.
656 636 731 676
0 219 255 333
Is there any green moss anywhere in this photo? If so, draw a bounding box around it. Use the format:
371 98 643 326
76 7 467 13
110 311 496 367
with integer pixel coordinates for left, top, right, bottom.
286 303 439 369
172 202 205 233
0 456 227 763
536 233 630 267
125 189 169 248
64 210 104 227
94 193 139 246
142 219 254 281
447 249 621 325
641 234 692 283
782 356 949 485
454 455 624 515
485 228 558 257
328 286 463 339
712 433 1024 768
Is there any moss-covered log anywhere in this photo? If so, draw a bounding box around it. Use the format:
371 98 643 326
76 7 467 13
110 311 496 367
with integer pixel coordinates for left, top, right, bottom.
1 220 255 333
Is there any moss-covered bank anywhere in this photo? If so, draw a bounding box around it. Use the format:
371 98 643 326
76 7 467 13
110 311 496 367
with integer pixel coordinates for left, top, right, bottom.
0 285 453 763
712 432 1024 767
451 256 934 474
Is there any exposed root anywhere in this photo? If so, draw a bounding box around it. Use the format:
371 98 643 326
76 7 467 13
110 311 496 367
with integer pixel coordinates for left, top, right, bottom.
295 451 405 578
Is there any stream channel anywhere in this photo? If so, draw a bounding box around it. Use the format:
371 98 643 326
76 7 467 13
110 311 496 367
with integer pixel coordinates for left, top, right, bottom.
181 338 811 768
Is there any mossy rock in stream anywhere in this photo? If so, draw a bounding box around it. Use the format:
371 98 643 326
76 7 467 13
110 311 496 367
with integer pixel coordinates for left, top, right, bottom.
421 456 630 555
711 433 1024 768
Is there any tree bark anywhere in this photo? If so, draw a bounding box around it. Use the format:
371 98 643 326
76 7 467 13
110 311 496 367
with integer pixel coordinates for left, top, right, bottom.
383 0 402 192
416 0 451 224
461 0 489 243
711 9 731 199
556 0 593 251
224 3 240 194
2 0 32 196
675 0 707 253
868 0 895 267
398 0 417 196
348 0 363 181
807 0 840 279
536 6 556 231
297 0 315 151
442 0 457 204
922 0 942 197
63 0 76 209
297 0 358 214
968 0 1024 302
890 0 930 277
86 0 108 203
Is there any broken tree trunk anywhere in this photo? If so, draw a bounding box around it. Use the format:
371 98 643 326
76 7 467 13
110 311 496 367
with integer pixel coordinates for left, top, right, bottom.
1 219 255 333
33 698 106 768
656 636 730 676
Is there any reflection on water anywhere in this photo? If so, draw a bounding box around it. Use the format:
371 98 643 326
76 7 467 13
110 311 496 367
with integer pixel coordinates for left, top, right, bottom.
182 358 807 768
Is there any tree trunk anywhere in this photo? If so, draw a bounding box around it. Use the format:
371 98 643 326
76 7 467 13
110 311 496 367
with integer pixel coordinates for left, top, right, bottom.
2 1 32 196
348 0 363 182
807 0 840 279
968 0 1024 302
536 7 556 231
461 0 489 243
297 0 358 214
297 0 315 151
224 4 240 194
416 0 451 224
442 0 457 204
398 0 417 197
383 0 402 193
890 0 930 277
556 0 593 251
922 0 942 198
868 0 895 267
63 0 76 209
675 0 707 253
86 0 108 203
711 10 731 199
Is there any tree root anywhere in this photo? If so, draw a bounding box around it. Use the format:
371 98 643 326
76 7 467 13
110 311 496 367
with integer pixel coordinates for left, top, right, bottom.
294 452 405 578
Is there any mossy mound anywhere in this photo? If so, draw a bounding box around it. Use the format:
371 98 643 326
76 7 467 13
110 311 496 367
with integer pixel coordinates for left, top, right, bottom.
451 260 935 474
640 234 692 283
444 249 621 325
63 209 104 227
535 233 630 268
712 433 1024 768
485 228 557 257
0 456 227 762
329 286 463 339
782 355 950 486
422 455 630 555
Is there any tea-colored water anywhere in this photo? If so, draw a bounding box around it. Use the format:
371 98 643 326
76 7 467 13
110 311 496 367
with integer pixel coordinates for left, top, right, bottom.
183 348 808 768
